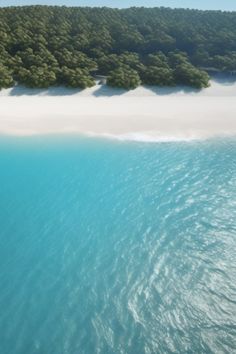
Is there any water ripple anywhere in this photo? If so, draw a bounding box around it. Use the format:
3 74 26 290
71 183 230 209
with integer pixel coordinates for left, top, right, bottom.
0 137 235 353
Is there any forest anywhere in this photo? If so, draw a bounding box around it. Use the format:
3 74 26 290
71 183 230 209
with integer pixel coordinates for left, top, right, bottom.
0 6 236 90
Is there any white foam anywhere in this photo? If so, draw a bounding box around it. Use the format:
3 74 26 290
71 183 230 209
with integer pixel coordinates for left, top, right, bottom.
88 132 199 143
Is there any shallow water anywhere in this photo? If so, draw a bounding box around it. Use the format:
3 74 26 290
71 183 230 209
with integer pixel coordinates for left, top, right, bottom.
0 136 236 354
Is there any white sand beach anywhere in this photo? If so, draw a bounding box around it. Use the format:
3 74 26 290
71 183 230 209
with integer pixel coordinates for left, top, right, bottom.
0 76 235 141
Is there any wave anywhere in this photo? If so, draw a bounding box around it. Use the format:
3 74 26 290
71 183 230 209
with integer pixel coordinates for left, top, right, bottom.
86 131 206 143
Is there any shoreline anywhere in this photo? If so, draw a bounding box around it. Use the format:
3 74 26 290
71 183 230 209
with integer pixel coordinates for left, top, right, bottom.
0 78 236 142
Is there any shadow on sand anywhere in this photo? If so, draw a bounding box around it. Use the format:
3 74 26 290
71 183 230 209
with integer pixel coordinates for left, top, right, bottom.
8 84 127 97
92 85 127 97
210 73 236 85
4 74 236 97
145 85 201 95
3 84 206 97
8 85 84 96
93 84 201 96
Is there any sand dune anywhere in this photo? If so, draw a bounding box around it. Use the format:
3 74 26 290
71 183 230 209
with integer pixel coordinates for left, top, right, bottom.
0 77 235 141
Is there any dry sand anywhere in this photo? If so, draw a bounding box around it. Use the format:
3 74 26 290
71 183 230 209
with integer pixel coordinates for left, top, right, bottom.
0 76 235 141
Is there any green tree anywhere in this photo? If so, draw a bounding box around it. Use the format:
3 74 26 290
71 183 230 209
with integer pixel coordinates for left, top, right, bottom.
174 63 210 88
59 67 95 88
55 49 97 71
147 52 170 69
107 66 141 89
0 64 14 89
0 6 235 89
141 66 174 86
17 65 57 88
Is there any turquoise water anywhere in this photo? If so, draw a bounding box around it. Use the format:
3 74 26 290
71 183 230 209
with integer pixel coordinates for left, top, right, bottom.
0 136 236 354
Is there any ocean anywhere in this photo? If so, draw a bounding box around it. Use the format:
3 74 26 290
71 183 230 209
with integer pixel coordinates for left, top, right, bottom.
0 136 235 354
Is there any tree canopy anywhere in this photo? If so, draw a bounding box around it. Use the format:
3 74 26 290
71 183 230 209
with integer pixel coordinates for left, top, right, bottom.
107 66 141 89
0 6 235 90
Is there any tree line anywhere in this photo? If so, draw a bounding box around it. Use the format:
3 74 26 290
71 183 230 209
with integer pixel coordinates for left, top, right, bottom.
0 6 235 90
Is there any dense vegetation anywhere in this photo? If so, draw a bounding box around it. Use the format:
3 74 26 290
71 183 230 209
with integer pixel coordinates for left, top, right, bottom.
0 6 236 90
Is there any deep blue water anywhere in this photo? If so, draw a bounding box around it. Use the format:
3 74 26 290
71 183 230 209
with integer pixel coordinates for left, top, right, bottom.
0 136 236 354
